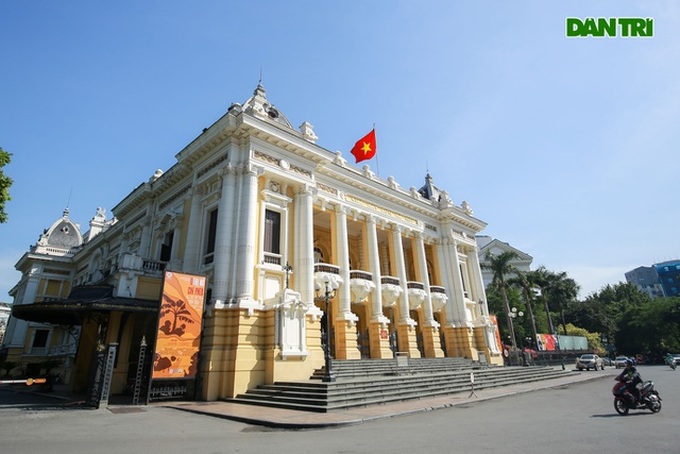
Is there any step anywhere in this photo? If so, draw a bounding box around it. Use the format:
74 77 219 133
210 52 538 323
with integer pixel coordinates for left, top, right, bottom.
228 363 573 412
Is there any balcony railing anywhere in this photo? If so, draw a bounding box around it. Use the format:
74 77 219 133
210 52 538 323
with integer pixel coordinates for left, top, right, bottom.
263 252 282 266
314 263 340 275
407 281 425 290
350 270 372 281
143 259 166 272
381 276 400 286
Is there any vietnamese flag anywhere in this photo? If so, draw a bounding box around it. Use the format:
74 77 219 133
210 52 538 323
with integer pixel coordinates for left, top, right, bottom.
350 129 377 163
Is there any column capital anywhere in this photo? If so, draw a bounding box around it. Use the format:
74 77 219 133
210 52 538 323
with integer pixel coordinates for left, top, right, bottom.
297 183 316 197
218 162 236 178
334 203 349 216
246 163 265 177
189 184 206 197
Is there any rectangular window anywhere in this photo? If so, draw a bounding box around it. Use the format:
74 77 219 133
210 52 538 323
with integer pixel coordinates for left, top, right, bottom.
264 210 281 254
32 329 49 348
160 230 174 262
459 264 469 298
263 209 281 265
204 208 218 264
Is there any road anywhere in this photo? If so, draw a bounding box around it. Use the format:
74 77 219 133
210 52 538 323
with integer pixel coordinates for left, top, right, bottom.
1 366 678 454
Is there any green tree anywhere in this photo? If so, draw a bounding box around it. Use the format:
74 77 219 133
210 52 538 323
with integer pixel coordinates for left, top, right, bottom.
485 284 524 346
547 271 580 335
532 267 557 334
568 282 651 352
531 267 579 335
482 250 519 349
0 147 12 223
617 295 680 359
509 270 541 350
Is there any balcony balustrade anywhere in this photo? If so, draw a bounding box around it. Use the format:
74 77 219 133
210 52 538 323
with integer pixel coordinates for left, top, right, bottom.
380 275 402 307
407 281 426 310
263 252 282 266
313 262 342 293
430 285 448 312
313 263 340 275
349 269 375 303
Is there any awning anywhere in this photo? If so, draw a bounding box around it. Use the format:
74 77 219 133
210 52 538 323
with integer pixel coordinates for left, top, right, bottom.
11 285 159 325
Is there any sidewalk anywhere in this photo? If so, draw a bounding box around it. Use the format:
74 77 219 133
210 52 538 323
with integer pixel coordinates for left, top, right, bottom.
156 368 614 429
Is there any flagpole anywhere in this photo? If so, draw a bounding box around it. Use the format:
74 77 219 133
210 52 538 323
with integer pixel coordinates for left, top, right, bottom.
373 124 380 178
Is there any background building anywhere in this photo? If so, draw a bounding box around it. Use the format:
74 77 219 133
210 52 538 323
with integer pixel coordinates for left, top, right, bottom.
624 266 665 299
476 236 533 289
654 260 680 297
625 260 680 298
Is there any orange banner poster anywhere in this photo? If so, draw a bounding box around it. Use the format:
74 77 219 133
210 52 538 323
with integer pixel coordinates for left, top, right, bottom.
152 271 206 380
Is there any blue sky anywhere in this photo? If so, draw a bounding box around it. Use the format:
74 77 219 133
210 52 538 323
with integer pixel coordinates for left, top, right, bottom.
1 1 678 303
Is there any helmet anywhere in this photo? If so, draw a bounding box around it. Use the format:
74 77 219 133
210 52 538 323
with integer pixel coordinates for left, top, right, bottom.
626 359 633 367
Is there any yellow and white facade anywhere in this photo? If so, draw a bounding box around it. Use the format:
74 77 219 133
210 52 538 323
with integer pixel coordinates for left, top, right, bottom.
4 85 503 400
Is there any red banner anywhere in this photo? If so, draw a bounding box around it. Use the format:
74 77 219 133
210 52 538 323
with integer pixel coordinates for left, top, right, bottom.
152 271 206 379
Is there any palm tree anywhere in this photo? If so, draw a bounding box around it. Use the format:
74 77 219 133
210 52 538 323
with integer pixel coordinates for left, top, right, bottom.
532 267 556 334
532 267 580 336
509 270 540 350
482 251 519 349
548 271 580 335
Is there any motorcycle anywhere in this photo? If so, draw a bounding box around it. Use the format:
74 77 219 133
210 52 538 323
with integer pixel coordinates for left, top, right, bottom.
612 376 662 415
664 356 676 370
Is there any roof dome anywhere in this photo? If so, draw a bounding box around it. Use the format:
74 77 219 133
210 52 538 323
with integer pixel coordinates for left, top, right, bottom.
36 208 83 251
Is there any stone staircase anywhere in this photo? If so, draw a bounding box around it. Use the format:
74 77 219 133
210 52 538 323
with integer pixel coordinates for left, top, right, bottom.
227 358 573 413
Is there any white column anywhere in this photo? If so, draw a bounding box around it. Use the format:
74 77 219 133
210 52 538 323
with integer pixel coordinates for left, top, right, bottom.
392 226 411 323
366 215 387 323
415 232 436 326
169 223 182 269
6 269 41 347
234 165 260 303
182 186 203 273
439 237 464 325
139 219 151 259
467 246 490 318
295 184 315 305
212 165 236 304
335 205 353 317
450 239 472 325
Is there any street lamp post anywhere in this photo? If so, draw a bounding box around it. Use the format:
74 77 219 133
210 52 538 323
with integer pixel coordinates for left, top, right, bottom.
555 328 565 371
509 307 524 365
318 280 336 383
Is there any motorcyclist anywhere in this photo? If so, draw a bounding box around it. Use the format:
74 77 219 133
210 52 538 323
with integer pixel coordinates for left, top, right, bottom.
616 359 642 402
665 353 676 369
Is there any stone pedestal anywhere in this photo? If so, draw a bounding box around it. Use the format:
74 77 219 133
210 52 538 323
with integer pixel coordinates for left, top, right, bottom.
420 325 445 358
397 323 421 358
334 318 361 360
369 321 394 359
441 324 475 358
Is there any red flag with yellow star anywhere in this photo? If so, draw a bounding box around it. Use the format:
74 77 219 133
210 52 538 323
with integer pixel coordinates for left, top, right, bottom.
350 129 377 163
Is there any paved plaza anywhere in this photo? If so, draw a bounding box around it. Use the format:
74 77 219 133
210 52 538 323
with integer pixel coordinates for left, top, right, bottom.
2 366 679 454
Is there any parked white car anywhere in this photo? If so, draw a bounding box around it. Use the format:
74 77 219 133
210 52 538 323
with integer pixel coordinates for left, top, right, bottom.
614 356 629 368
575 354 604 371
